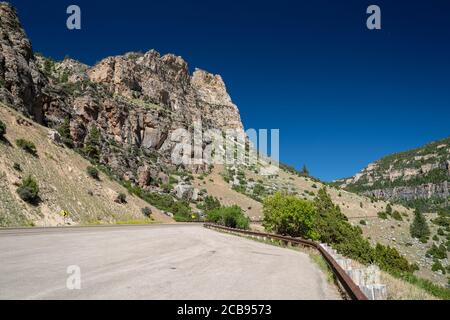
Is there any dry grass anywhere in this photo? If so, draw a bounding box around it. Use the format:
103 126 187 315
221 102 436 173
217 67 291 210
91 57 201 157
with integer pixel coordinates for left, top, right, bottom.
380 271 437 300
0 104 173 227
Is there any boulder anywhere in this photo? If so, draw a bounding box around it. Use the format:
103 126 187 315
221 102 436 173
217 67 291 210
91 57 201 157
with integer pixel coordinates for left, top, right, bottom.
174 183 194 200
48 129 62 145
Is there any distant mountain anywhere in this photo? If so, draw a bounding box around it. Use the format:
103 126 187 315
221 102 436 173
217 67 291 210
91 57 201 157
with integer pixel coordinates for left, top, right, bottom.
334 137 450 212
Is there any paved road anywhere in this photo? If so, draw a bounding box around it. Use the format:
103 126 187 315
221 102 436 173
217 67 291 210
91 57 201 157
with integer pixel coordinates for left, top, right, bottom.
0 224 340 299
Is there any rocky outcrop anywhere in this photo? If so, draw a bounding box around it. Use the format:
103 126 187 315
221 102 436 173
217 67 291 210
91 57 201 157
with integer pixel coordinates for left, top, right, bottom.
335 137 450 211
365 181 449 202
0 2 245 193
0 3 47 122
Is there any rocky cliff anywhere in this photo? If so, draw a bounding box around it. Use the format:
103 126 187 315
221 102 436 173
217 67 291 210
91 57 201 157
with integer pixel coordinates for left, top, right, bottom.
0 2 244 193
335 137 450 212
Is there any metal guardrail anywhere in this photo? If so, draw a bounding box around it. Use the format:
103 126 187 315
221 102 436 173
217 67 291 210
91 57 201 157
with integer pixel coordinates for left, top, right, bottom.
203 223 368 300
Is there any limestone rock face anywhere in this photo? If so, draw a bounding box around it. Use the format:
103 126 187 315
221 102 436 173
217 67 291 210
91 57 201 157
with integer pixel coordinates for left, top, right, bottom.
334 137 450 211
0 3 47 122
0 2 246 193
174 182 194 200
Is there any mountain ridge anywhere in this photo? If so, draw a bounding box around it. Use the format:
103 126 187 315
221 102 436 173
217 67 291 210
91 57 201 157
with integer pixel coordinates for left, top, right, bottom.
334 136 450 213
0 1 244 195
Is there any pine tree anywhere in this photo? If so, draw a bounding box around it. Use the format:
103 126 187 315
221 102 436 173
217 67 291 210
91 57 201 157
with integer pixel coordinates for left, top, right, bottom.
300 164 309 176
0 120 6 138
386 203 392 215
410 209 430 241
84 126 101 161
57 117 73 148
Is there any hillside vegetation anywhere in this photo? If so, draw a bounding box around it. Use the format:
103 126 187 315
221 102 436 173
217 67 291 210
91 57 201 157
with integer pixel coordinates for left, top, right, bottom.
0 104 172 227
334 137 450 213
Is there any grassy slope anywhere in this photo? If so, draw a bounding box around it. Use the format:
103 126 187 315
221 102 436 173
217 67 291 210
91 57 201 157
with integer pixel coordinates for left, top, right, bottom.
0 104 173 227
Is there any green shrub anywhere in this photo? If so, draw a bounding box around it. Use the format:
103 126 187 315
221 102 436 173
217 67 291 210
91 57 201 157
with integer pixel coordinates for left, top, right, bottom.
359 220 367 225
16 175 39 204
410 209 430 240
426 244 447 260
57 117 73 148
374 243 413 273
263 188 415 274
86 166 99 180
377 211 388 220
12 163 21 171
16 139 37 156
392 211 403 221
0 120 6 138
198 195 221 212
84 126 101 161
432 216 449 227
386 203 393 215
431 260 446 274
207 205 249 230
116 193 127 204
263 192 319 239
141 207 152 218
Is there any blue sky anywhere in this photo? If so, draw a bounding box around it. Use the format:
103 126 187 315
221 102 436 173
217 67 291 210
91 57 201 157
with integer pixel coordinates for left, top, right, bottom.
9 0 450 181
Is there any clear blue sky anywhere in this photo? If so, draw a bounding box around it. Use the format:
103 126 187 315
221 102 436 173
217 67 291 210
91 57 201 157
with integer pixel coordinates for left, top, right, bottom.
9 0 450 181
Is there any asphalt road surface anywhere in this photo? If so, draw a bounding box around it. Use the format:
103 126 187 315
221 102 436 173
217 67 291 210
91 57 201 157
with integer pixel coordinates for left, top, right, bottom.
0 224 340 299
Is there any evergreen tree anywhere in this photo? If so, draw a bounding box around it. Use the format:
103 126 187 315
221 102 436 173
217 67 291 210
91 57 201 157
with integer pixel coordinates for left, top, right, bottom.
300 164 309 176
57 117 73 148
0 120 6 138
84 126 101 161
410 209 430 241
386 203 393 215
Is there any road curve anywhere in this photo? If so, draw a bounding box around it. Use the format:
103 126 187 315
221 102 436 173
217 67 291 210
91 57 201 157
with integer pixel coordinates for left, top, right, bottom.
0 224 340 299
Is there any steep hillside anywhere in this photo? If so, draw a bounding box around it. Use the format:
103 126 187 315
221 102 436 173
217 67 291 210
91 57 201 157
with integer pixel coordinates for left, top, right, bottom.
334 137 450 212
0 1 244 199
0 104 173 226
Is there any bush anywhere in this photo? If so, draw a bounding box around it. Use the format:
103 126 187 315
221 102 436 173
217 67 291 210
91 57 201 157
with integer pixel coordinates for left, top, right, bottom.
359 220 367 225
198 195 221 212
426 244 447 260
13 163 21 171
207 205 249 230
433 215 449 227
16 175 39 204
0 120 6 138
263 188 415 274
377 211 388 220
410 209 430 241
116 193 127 204
386 203 393 215
374 243 413 273
16 139 37 156
84 126 101 161
431 260 446 274
263 192 319 239
141 207 152 218
391 211 403 221
86 166 99 180
57 117 73 148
